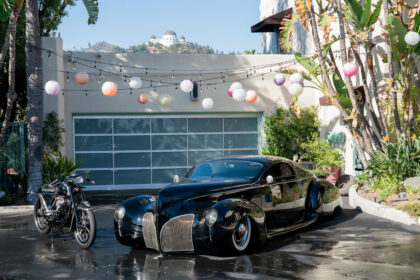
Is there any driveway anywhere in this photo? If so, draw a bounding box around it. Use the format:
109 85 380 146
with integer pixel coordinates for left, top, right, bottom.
0 198 419 280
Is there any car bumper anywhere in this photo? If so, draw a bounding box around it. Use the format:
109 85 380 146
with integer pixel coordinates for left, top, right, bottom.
114 212 232 254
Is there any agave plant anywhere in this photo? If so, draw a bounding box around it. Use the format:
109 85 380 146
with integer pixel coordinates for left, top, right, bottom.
42 153 81 184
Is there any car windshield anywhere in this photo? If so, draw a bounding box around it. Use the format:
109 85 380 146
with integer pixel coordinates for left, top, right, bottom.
186 160 264 180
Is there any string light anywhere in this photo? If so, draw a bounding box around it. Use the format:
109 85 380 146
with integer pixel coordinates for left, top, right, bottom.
66 72 69 81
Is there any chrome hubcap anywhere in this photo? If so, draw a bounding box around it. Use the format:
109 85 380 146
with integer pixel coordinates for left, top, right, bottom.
234 219 249 246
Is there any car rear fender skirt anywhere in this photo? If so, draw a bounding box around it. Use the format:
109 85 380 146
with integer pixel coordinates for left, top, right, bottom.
317 179 343 216
212 198 267 245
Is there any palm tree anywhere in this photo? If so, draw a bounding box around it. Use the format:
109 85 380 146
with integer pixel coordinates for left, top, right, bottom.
0 0 24 145
25 0 98 203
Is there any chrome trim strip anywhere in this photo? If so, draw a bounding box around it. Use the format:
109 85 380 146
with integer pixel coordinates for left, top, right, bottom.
143 212 159 251
160 214 195 253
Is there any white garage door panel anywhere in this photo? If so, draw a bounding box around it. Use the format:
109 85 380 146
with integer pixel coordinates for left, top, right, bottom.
73 114 261 190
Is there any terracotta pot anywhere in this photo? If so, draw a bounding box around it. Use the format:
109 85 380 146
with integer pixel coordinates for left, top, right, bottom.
326 166 340 181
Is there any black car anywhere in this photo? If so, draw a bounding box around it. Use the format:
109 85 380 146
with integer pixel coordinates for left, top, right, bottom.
114 156 342 254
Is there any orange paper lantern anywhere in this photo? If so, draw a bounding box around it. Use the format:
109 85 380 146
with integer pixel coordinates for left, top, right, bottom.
245 90 258 103
75 72 89 85
137 93 149 104
102 81 118 97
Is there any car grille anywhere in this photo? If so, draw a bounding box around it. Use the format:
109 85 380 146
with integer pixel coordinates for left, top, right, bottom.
160 214 195 253
142 212 159 251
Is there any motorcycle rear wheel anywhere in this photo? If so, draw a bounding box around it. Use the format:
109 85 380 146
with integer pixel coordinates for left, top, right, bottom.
74 209 96 249
33 197 51 235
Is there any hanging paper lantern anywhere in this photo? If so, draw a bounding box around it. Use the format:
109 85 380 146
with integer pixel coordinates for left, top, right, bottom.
75 72 89 85
102 81 118 97
202 98 214 110
180 80 194 93
245 90 258 103
289 83 303 95
137 93 149 104
230 82 243 91
227 88 233 97
273 73 285 86
290 73 304 85
44 80 61 96
232 88 246 102
405 31 420 46
343 62 358 77
159 94 171 105
129 76 142 89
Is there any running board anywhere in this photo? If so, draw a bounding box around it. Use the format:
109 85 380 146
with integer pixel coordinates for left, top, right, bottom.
266 217 317 239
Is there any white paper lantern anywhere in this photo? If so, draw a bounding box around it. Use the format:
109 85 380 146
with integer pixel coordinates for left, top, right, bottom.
405 31 420 46
230 82 243 92
202 98 214 110
289 83 303 95
290 73 304 85
232 88 246 102
44 80 61 96
273 73 286 86
129 76 142 89
180 80 194 93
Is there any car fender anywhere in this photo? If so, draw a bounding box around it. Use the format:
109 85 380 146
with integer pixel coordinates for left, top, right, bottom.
122 195 156 219
211 198 267 245
316 179 343 215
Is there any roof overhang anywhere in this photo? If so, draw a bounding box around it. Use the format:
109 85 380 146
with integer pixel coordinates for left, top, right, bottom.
251 8 293 33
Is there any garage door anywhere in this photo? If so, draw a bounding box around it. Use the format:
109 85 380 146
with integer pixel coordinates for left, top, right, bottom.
73 114 261 190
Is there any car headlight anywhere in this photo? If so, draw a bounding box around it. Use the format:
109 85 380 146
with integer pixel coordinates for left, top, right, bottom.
114 206 125 220
205 208 218 227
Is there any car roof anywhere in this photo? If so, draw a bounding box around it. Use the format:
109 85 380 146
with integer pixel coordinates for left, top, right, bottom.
199 155 293 165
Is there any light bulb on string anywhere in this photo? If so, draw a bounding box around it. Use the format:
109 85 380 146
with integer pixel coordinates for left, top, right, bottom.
262 74 264 81
47 51 51 58
119 65 122 72
66 72 70 81
94 61 96 68
171 72 175 79
130 89 133 95
85 90 88 96
159 80 162 86
175 86 179 92
145 68 148 75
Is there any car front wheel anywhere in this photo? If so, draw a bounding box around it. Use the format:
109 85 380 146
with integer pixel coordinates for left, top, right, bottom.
231 216 252 252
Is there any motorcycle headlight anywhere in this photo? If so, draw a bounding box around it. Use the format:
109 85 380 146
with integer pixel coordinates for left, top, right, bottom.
205 208 218 227
114 206 125 220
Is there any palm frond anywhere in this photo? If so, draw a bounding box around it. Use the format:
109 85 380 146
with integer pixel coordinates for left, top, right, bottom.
81 0 99 24
279 13 299 52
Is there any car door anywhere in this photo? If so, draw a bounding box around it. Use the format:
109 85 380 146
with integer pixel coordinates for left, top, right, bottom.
259 162 301 229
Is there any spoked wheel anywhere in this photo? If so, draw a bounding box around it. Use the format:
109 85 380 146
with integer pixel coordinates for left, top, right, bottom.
33 197 50 235
231 216 252 252
74 209 96 249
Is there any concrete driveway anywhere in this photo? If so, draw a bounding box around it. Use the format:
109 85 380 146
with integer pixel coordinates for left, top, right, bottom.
0 198 419 280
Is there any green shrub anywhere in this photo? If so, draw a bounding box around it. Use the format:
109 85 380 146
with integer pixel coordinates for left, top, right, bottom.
367 137 420 182
301 139 344 168
43 153 81 184
263 106 320 159
397 202 420 218
42 112 65 155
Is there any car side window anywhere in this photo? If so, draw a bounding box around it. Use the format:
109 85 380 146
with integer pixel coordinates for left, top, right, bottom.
262 162 295 183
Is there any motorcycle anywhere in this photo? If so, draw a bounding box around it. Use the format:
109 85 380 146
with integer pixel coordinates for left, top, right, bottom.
33 175 96 249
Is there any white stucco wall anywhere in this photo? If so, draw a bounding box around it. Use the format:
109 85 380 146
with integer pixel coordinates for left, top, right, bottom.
42 37 355 176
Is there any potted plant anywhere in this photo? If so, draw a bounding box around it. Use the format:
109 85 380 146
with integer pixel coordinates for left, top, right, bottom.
301 139 344 180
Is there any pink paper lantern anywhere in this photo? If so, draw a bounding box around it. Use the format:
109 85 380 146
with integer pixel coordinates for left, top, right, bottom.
227 89 233 97
343 62 358 77
102 81 118 97
44 80 61 96
75 72 89 85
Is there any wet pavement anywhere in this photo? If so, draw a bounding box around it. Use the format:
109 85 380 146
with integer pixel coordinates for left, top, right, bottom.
1 198 420 280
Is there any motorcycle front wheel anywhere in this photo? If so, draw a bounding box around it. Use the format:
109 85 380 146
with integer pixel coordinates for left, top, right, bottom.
33 197 51 235
74 209 96 249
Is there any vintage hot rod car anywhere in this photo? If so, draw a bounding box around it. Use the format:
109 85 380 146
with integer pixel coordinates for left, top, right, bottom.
114 156 342 254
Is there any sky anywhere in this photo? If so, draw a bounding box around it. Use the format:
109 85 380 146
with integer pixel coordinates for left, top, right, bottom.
57 0 262 53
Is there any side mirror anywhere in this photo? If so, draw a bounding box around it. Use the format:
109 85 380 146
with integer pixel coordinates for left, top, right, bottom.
266 175 274 184
173 174 180 183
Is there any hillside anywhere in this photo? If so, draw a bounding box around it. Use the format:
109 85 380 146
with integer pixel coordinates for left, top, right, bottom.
82 41 215 54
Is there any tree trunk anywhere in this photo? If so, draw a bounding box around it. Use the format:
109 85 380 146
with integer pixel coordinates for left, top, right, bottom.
335 0 375 154
26 0 44 204
0 4 22 145
383 0 402 137
0 24 11 72
366 42 389 138
307 2 368 167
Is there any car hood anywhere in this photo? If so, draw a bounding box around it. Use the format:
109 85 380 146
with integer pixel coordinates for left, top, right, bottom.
157 177 254 212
